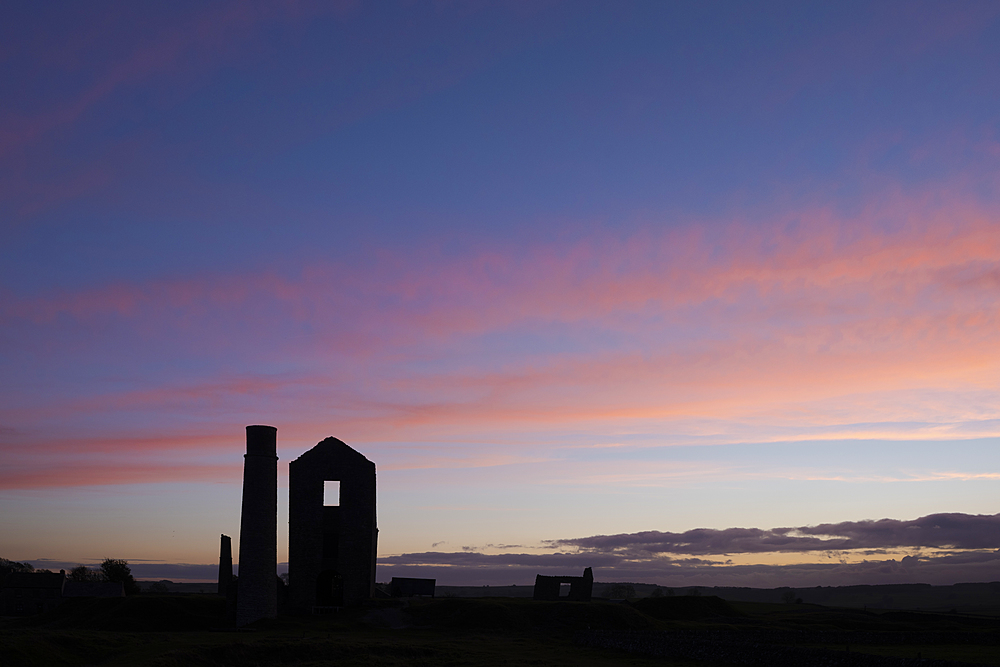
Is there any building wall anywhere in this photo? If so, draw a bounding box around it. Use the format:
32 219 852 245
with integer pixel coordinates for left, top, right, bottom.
0 571 66 615
288 437 377 610
533 568 594 601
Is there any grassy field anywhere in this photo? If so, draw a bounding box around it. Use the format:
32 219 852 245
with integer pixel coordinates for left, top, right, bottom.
2 594 999 666
0 596 690 667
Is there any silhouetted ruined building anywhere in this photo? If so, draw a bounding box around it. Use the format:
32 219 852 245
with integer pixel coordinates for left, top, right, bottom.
218 534 233 595
0 570 65 615
288 437 377 610
533 567 594 601
1 570 125 615
236 425 278 626
390 577 435 598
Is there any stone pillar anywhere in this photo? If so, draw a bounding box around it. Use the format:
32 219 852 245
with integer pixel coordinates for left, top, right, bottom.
236 425 278 626
217 534 233 595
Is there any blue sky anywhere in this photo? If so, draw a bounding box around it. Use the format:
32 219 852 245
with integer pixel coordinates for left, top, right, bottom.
2 1 1000 585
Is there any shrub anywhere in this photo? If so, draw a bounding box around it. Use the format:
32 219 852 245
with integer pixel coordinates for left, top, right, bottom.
602 583 636 599
100 558 141 595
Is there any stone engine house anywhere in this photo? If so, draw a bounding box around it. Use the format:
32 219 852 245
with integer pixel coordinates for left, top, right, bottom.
288 437 378 610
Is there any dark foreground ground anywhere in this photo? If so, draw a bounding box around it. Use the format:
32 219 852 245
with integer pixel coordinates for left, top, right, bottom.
2 594 999 666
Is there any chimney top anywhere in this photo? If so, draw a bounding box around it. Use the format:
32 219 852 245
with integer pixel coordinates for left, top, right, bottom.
246 425 277 457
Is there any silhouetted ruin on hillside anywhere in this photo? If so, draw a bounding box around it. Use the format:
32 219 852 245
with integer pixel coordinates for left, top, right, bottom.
227 427 378 622
533 567 594 601
217 534 233 596
288 437 378 610
0 570 124 616
0 570 66 615
225 426 590 621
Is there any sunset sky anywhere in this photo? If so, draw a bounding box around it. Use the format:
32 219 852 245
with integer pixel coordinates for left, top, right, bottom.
3 1 1000 587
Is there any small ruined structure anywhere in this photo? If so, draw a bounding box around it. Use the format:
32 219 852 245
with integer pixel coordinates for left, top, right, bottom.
288 437 377 610
236 425 278 626
533 567 594 601
217 534 233 595
390 577 436 598
0 570 125 615
0 570 66 615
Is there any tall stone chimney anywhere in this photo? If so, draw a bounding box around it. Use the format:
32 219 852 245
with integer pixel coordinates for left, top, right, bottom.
236 425 278 626
217 534 233 595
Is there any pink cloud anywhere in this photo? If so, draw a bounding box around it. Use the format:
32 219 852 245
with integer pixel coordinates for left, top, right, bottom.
0 462 241 491
0 432 233 457
0 2 362 221
7 193 1000 336
4 186 1000 487
0 2 345 160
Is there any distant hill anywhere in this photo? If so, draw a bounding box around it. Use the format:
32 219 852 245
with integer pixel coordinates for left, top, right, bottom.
137 579 1000 616
434 581 1000 615
699 582 1000 615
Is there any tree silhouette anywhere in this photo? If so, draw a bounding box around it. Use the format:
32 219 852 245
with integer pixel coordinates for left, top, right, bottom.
100 558 140 595
602 583 636 599
0 558 33 585
147 580 170 593
68 565 102 581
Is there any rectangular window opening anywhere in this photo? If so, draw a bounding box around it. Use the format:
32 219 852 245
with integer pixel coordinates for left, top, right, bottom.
324 480 340 506
559 582 571 597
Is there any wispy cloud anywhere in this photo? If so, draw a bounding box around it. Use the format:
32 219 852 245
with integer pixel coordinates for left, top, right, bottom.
376 513 1000 586
0 1 357 157
376 547 1000 589
3 188 1000 488
550 513 1000 555
0 463 242 491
